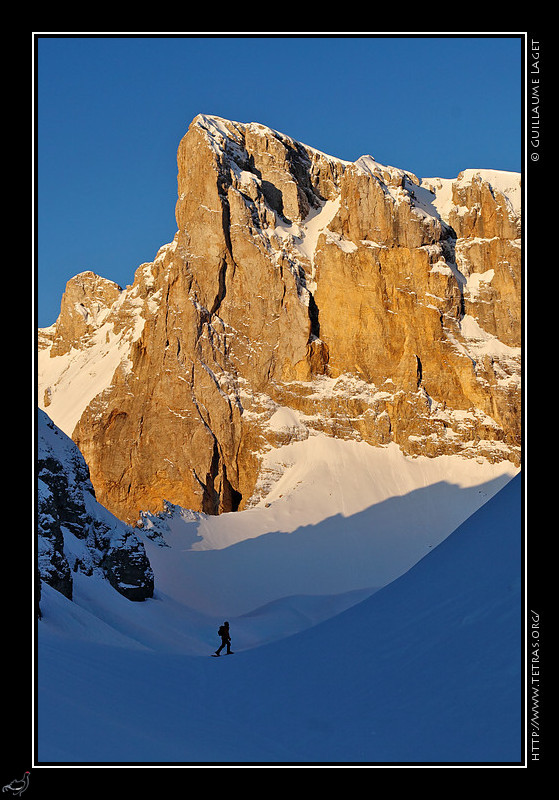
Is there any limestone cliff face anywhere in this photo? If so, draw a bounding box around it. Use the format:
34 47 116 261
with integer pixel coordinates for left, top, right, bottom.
38 115 521 524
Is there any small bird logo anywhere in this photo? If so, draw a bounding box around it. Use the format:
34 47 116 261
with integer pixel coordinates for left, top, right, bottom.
2 772 30 797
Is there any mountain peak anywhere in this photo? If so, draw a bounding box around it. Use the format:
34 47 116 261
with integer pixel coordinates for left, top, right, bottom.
38 115 521 524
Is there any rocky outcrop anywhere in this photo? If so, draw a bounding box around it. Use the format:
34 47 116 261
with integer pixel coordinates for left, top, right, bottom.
37 409 154 601
47 271 124 358
38 115 521 524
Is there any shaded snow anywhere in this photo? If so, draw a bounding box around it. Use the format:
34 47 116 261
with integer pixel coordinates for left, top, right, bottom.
37 473 523 764
37 431 521 764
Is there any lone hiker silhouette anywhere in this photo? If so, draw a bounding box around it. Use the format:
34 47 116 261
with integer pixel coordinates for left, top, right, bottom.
214 621 233 656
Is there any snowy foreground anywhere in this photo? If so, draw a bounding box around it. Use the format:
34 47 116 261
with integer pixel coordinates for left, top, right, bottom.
37 439 522 765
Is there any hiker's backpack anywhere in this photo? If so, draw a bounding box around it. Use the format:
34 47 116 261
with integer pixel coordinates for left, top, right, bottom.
218 625 226 637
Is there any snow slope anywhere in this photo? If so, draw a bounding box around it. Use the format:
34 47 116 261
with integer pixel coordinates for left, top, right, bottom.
37 460 522 764
136 436 517 618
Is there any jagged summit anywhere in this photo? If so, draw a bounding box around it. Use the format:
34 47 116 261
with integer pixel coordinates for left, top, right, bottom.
192 112 348 162
38 114 521 524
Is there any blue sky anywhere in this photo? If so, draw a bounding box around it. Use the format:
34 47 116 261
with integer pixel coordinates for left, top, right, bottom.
36 34 523 327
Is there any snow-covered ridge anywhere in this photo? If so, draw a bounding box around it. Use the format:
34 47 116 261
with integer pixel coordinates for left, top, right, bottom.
37 242 178 437
38 304 142 437
421 168 521 223
37 409 154 602
193 113 351 168
193 114 521 224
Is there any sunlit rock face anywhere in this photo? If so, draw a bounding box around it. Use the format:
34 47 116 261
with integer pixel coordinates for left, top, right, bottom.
38 114 521 524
